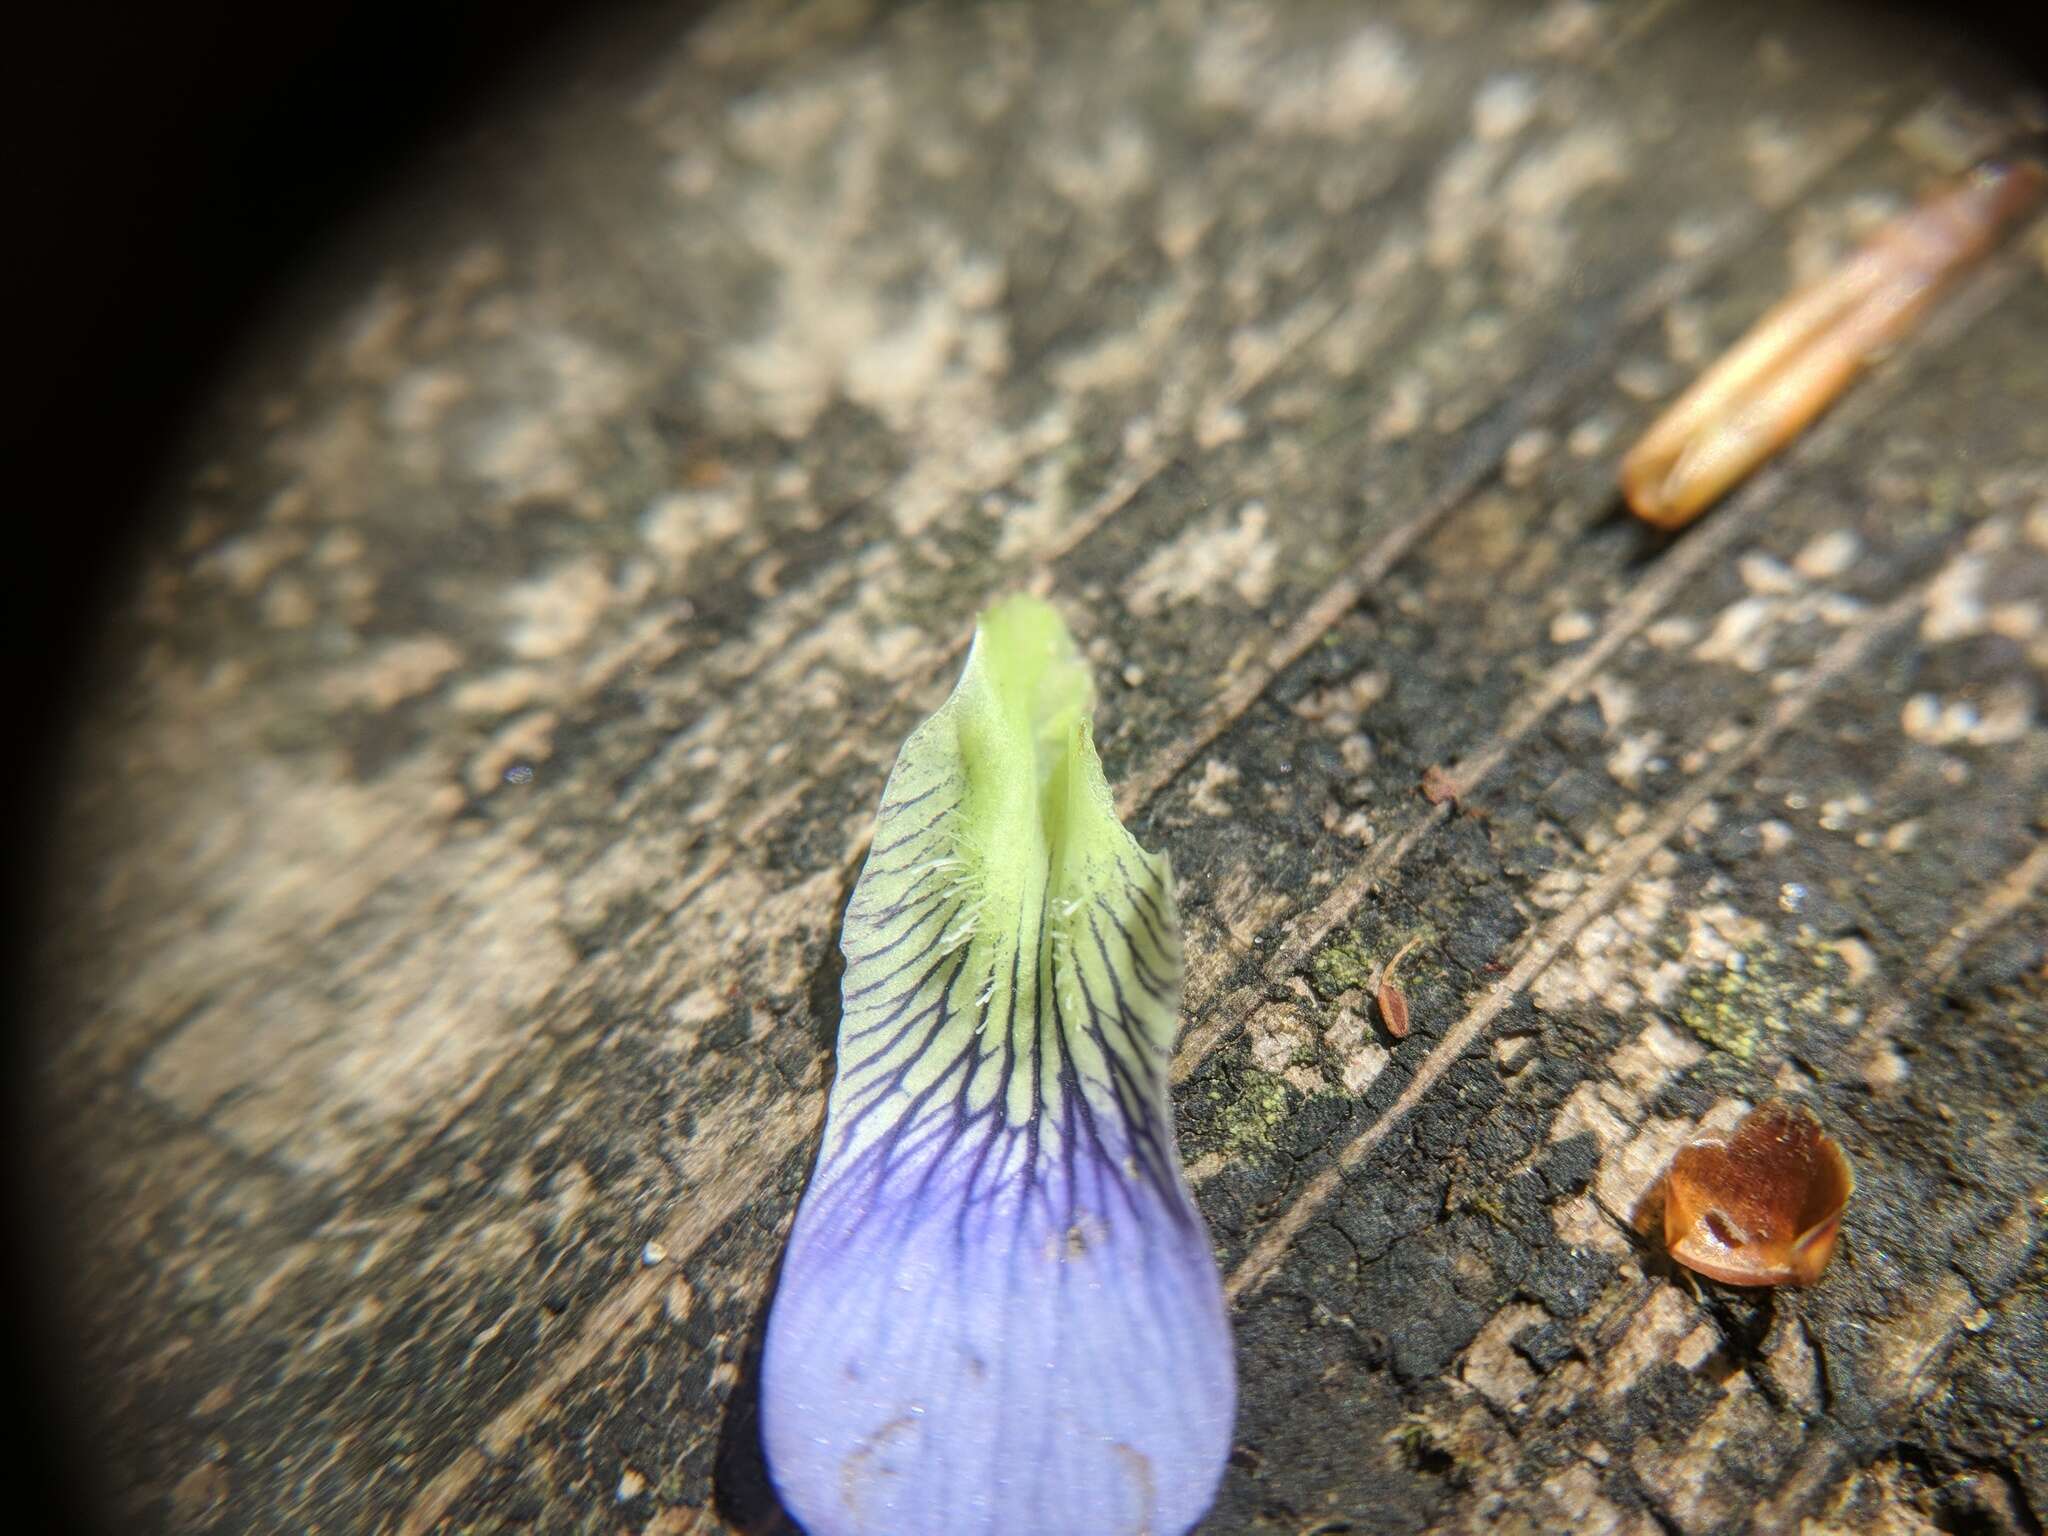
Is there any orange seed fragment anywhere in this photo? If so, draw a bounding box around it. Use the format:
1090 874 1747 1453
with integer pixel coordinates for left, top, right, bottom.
1653 1098 1853 1288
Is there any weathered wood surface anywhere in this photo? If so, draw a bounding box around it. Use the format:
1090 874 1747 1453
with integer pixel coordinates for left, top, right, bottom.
34 1 2048 1531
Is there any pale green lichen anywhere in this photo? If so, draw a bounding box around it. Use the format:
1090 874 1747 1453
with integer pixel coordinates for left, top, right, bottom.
1205 1068 1296 1159
1673 937 1845 1061
1311 929 1438 1000
1312 940 1377 995
1674 965 1769 1060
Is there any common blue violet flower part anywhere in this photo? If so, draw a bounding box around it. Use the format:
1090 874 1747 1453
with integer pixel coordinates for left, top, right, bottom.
761 596 1234 1536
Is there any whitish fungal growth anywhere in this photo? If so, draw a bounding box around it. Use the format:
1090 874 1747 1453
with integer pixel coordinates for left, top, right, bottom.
761 595 1233 1536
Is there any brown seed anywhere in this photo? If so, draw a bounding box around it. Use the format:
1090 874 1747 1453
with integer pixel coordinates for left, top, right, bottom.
1379 984 1409 1038
1621 157 2047 530
1648 1098 1854 1288
1374 935 1424 1040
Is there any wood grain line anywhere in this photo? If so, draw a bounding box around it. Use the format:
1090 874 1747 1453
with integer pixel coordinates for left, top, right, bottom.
1748 1272 1988 1530
624 87 1916 990
1053 296 1346 569
1163 140 2042 1082
396 1087 811 1536
1112 108 1887 822
1272 484 1767 978
388 83 1926 1532
1224 567 1944 1301
1855 828 2048 1063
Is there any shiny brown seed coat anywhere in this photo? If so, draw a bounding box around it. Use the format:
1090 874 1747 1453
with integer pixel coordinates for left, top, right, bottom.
1651 1098 1854 1288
